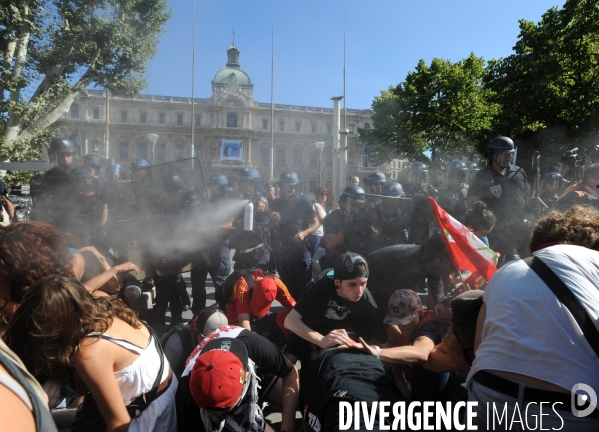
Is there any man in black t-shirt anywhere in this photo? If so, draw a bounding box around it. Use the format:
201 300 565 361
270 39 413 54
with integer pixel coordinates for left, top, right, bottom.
300 349 405 432
270 170 319 299
176 326 299 432
284 252 388 363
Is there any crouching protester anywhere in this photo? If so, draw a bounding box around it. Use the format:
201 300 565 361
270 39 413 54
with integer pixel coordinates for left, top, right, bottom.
283 252 389 364
467 206 599 430
176 326 299 432
223 268 296 349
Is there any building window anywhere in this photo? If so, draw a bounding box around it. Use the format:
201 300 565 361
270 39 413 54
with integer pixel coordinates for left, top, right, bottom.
156 143 166 160
260 148 269 166
177 114 183 125
138 143 147 159
349 125 355 134
262 120 268 130
324 150 332 167
363 154 371 168
309 178 317 193
119 142 129 159
279 121 284 131
140 113 146 123
175 144 185 160
70 104 79 118
193 145 201 159
309 150 318 168
159 113 165 124
276 148 286 166
195 116 201 126
93 108 100 119
364 123 371 129
295 122 301 132
227 112 238 128
327 124 332 134
121 111 127 122
311 123 317 133
293 149 302 166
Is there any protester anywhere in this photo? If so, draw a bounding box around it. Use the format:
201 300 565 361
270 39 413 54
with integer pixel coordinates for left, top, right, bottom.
468 206 599 430
176 327 299 432
284 252 388 363
5 275 177 432
464 201 496 246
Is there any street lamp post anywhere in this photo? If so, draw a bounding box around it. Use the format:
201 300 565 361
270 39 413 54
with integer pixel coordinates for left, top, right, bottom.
147 134 159 165
315 141 325 187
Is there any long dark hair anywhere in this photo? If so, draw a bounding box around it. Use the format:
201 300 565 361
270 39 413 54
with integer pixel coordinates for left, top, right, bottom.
5 275 142 381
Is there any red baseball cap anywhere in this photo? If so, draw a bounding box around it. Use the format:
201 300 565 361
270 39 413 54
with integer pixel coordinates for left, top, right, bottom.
189 338 249 410
249 277 277 318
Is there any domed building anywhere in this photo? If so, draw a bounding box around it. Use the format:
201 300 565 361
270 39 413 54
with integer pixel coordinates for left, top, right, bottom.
60 42 406 194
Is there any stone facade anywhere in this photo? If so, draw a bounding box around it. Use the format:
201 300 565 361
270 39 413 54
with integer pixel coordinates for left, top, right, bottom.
58 43 407 195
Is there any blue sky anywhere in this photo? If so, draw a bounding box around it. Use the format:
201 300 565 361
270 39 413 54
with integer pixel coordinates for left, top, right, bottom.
144 0 562 111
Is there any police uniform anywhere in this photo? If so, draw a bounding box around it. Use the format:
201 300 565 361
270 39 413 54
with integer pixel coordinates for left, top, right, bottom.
437 184 468 221
403 182 435 246
468 164 530 259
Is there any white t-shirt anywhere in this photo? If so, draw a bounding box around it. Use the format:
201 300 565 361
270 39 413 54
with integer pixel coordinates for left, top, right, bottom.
313 202 326 237
468 244 599 392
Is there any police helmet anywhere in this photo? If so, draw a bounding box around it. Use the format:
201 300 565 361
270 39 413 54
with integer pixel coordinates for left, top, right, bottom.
49 138 77 154
408 162 429 185
278 170 300 185
341 185 367 203
381 181 404 197
447 160 468 185
465 161 480 182
131 158 149 170
105 163 122 176
489 136 515 153
208 174 228 186
238 167 261 179
83 153 103 168
541 172 564 195
367 172 387 184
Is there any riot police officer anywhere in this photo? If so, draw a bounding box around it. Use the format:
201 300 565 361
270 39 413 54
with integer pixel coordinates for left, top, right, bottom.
105 163 122 182
229 167 271 272
539 172 564 208
403 162 436 245
83 153 103 179
365 172 387 195
44 138 90 177
322 184 376 268
437 160 468 221
465 160 480 183
376 181 410 248
190 173 232 314
99 163 132 263
467 136 531 264
270 170 319 299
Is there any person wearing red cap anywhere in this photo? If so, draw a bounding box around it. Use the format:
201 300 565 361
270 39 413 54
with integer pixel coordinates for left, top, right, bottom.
223 269 296 344
176 326 299 432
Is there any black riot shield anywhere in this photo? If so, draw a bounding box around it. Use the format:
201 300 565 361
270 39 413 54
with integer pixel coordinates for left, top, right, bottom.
131 158 210 277
30 175 100 242
365 194 413 249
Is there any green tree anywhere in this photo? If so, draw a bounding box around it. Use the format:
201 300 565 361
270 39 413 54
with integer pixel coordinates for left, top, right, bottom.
0 0 170 159
361 53 498 169
485 0 599 138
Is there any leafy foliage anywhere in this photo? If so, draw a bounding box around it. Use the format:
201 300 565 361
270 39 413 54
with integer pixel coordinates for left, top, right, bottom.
1 0 171 162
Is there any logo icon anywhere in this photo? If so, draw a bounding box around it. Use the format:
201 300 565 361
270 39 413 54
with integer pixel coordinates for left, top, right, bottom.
221 341 231 351
572 383 597 417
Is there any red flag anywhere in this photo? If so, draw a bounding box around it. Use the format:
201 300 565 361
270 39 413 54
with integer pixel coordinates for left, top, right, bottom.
426 196 498 284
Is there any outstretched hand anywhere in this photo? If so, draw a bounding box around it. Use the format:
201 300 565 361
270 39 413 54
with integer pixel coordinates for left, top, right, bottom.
318 329 356 349
338 337 377 357
114 262 140 274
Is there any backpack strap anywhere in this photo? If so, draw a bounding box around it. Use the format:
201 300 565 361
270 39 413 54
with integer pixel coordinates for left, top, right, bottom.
524 256 599 360
176 324 194 374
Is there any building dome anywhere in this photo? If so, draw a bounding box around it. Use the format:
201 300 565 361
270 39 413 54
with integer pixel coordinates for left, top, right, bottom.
213 43 252 87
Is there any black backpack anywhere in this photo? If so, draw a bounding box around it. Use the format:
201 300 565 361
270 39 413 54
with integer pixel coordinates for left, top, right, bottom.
159 323 194 377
